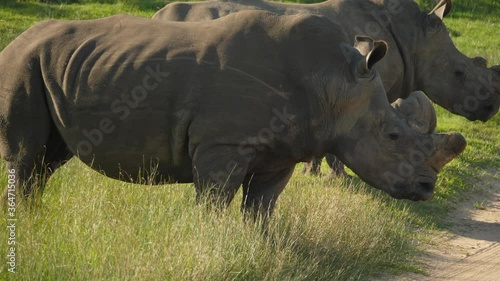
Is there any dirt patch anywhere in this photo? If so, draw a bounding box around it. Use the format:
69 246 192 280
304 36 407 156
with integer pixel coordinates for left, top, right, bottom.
387 170 500 281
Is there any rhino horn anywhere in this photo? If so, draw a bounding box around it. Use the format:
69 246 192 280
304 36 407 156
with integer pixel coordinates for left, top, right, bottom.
429 0 452 19
427 132 467 172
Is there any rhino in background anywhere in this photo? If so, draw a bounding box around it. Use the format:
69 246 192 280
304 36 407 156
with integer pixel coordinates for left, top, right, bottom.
0 12 466 216
304 90 437 177
153 0 499 176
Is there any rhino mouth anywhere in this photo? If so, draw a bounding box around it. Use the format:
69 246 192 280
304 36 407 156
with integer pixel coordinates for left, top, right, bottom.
478 102 500 122
413 180 435 201
391 176 435 201
463 100 499 122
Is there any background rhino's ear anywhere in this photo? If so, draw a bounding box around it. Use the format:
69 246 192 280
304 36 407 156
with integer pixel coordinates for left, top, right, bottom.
429 0 452 20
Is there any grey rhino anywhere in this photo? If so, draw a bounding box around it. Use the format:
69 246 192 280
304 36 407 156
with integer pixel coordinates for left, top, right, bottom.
0 12 466 216
304 90 437 177
153 0 500 177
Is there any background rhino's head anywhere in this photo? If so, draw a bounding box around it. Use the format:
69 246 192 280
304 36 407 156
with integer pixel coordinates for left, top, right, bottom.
414 0 499 121
329 36 466 201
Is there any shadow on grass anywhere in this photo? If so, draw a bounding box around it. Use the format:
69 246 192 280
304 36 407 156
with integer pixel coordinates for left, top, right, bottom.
454 219 500 242
0 0 163 18
0 1 70 18
336 175 450 229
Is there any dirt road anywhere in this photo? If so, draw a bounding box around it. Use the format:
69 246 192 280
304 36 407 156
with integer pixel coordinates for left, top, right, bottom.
388 171 500 281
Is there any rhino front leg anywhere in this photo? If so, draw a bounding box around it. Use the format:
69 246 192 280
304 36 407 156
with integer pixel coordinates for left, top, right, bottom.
325 154 350 179
191 145 248 208
302 157 322 175
241 166 295 221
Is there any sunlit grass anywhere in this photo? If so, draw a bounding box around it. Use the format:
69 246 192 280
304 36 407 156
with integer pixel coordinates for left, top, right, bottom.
0 160 422 280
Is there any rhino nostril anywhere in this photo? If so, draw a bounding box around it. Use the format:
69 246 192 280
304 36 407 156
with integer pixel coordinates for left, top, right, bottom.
454 70 466 84
418 181 435 201
484 104 494 112
419 181 434 193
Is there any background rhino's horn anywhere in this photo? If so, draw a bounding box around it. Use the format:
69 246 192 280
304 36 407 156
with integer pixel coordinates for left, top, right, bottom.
428 132 467 172
429 0 452 19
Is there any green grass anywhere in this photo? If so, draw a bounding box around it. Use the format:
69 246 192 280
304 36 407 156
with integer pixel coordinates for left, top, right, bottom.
0 0 499 280
0 160 424 280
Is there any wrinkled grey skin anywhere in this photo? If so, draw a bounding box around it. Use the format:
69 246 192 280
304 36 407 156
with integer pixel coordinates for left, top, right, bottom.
0 12 466 217
154 0 500 120
153 0 499 178
303 91 437 176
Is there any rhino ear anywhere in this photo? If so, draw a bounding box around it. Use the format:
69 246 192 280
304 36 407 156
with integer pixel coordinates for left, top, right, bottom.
366 40 388 70
429 0 452 20
354 35 374 57
354 36 388 73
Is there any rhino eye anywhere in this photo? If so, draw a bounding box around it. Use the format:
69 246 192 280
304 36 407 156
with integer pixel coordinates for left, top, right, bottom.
455 70 466 84
425 15 442 33
388 133 400 141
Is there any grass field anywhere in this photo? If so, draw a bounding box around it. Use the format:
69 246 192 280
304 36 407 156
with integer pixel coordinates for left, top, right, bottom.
0 0 499 280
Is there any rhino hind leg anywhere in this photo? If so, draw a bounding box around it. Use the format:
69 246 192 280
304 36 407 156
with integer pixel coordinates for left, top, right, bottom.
302 157 322 175
2 121 72 204
38 125 73 183
0 80 72 204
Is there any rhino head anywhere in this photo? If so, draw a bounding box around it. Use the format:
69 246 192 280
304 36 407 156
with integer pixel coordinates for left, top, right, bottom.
414 0 499 121
328 36 466 201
